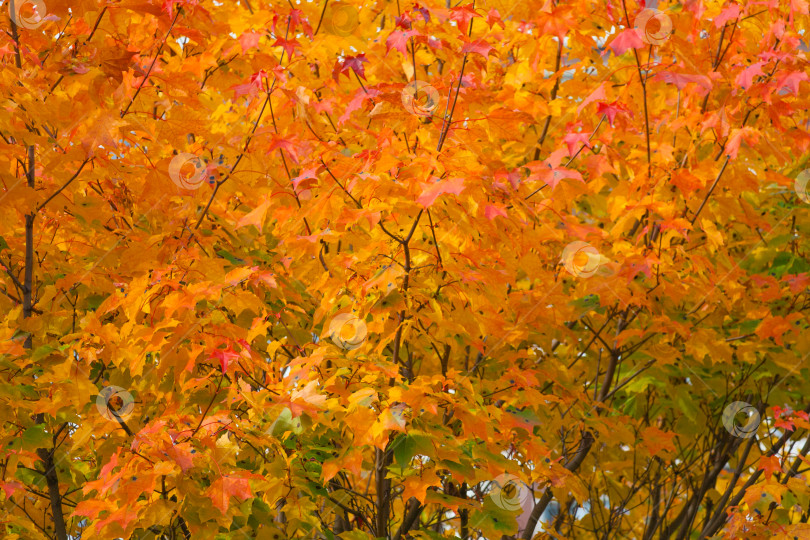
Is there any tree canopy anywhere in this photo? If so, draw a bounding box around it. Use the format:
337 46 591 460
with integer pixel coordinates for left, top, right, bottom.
1 0 810 538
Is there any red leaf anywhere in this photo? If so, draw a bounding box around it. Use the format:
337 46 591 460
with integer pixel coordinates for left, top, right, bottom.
534 165 583 191
386 30 419 55
577 83 607 116
333 54 370 82
461 38 496 57
487 8 505 29
273 37 300 59
609 28 644 55
338 88 379 125
494 169 520 190
714 4 740 28
292 164 320 190
776 71 808 95
449 5 479 34
212 347 240 372
267 135 301 164
654 71 713 91
596 100 631 125
724 127 759 159
734 62 765 90
344 54 369 80
288 8 313 38
0 481 23 497
417 177 466 207
562 132 592 156
484 204 507 220
783 273 810 294
238 31 262 52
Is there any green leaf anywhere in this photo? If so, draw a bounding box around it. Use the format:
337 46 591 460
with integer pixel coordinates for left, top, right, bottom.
85 294 107 310
31 345 56 363
22 425 50 450
675 388 699 422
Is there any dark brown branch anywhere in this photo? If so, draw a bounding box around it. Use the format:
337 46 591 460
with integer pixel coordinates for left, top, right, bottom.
689 156 730 225
120 9 182 118
36 159 91 212
320 158 363 209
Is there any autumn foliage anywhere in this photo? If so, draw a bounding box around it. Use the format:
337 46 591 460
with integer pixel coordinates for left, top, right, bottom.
1 0 810 538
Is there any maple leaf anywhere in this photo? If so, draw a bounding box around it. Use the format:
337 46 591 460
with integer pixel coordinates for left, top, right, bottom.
267 134 301 163
640 426 677 456
292 164 320 190
714 4 740 27
290 380 328 416
537 8 573 40
232 71 266 98
235 197 272 231
776 71 808 95
493 169 520 190
162 442 195 472
0 481 23 497
449 5 479 34
671 169 705 196
724 127 759 159
529 163 583 190
484 204 507 220
562 132 592 156
734 61 766 90
163 0 199 17
207 475 253 514
238 31 262 52
412 4 431 22
402 474 442 505
417 176 466 207
654 71 713 91
758 455 782 481
487 8 505 29
288 8 314 38
99 50 137 81
386 30 419 55
211 346 240 372
596 100 631 125
272 37 301 59
338 88 379 125
577 83 607 116
609 28 644 55
333 54 370 82
77 112 125 157
755 314 801 345
395 12 414 29
783 273 810 294
461 38 496 58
